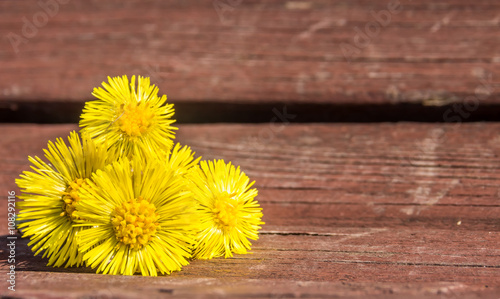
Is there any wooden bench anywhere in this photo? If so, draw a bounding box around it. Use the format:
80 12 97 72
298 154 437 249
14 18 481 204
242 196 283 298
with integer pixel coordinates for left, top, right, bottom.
1 1 499 298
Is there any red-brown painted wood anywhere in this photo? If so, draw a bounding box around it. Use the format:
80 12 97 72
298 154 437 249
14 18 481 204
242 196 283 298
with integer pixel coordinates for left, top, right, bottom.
0 123 499 298
0 0 499 108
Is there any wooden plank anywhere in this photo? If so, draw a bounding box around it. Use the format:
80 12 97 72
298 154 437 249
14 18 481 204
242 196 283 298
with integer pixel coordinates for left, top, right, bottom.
0 0 499 108
0 123 499 298
5 272 498 299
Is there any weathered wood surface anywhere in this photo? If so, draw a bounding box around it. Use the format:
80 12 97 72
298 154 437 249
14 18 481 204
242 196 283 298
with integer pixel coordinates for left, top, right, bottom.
1 123 499 298
0 0 499 107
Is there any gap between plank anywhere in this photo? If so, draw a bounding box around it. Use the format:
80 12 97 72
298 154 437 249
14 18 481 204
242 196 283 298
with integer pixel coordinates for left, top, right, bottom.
3 101 500 123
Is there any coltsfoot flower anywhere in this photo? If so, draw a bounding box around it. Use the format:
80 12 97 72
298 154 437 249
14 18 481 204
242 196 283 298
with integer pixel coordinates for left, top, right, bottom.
188 160 264 259
79 75 177 158
16 131 110 267
74 156 198 276
164 143 201 178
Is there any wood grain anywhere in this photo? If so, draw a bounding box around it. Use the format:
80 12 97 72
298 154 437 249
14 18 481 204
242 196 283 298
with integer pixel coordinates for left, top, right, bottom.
0 0 499 109
0 123 499 298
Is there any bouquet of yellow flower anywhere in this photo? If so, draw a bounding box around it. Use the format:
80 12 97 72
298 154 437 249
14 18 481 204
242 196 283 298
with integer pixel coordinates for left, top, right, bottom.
15 75 264 276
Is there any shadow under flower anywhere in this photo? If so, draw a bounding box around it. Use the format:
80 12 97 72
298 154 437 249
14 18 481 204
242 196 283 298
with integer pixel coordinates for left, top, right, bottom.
0 234 95 273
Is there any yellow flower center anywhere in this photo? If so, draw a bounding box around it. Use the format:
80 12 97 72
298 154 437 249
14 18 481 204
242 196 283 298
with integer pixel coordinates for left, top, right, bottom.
61 178 87 221
111 196 160 250
118 103 154 137
212 194 239 229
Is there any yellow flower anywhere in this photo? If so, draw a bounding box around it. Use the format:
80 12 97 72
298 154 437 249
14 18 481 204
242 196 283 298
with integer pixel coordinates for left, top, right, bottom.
188 160 264 259
16 131 110 267
164 143 201 178
74 156 198 276
79 75 177 158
